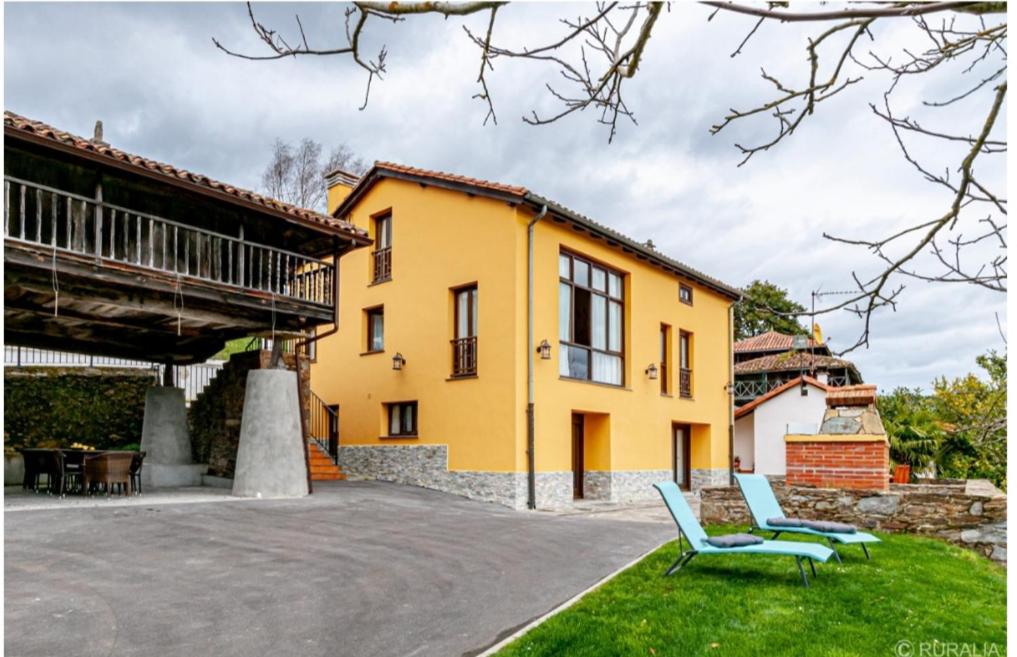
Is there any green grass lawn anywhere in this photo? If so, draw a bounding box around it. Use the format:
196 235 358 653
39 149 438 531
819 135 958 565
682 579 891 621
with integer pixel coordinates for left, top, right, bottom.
496 527 1006 657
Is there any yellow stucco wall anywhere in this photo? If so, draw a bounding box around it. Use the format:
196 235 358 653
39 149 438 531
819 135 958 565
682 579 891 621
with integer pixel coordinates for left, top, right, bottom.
526 210 733 474
312 178 734 475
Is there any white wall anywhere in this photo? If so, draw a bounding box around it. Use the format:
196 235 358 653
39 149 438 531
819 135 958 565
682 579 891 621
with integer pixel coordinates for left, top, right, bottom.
738 384 829 476
734 414 755 471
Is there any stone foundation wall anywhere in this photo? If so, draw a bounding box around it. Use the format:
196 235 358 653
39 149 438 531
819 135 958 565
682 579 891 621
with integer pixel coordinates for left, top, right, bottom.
189 350 309 478
337 444 572 510
584 470 671 502
692 468 730 490
701 478 1007 564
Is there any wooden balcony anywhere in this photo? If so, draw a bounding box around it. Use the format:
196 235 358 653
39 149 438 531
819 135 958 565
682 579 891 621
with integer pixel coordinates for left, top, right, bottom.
4 173 359 364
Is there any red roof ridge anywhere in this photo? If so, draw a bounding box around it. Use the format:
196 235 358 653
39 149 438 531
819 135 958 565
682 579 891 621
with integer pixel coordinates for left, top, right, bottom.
372 161 529 197
735 375 830 419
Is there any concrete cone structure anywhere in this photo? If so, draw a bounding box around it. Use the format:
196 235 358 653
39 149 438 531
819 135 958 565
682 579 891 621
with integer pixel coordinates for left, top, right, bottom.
140 386 205 487
232 369 309 498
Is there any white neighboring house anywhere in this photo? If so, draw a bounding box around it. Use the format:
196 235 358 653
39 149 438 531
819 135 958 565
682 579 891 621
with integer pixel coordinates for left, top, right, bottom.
733 376 830 476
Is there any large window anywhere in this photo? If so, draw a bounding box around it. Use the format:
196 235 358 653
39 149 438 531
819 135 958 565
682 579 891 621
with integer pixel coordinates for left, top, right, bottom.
372 213 392 283
386 401 417 437
366 306 384 352
452 285 478 377
558 251 624 385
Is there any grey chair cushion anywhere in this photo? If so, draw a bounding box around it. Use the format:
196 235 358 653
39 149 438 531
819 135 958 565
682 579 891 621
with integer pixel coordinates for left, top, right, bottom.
766 517 804 527
801 520 857 534
705 533 765 548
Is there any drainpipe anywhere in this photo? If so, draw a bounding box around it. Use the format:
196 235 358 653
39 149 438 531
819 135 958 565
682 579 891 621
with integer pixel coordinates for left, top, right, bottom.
728 302 735 486
526 204 548 510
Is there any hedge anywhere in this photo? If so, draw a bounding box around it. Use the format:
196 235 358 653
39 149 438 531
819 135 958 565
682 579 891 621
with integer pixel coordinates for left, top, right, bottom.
4 367 155 450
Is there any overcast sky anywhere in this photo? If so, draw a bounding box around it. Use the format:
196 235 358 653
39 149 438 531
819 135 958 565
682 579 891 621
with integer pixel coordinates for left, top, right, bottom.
4 2 1007 391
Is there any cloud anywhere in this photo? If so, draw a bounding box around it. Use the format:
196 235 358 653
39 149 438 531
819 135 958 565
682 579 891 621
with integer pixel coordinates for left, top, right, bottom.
3 2 1006 389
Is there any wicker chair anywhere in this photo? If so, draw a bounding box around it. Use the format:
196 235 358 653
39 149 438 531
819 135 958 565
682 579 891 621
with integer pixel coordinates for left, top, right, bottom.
84 453 134 496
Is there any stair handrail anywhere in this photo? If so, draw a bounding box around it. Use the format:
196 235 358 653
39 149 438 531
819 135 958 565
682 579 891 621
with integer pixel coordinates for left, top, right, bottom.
308 390 339 464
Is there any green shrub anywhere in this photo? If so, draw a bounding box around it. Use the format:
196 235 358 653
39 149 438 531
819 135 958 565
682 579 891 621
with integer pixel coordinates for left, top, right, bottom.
4 368 154 450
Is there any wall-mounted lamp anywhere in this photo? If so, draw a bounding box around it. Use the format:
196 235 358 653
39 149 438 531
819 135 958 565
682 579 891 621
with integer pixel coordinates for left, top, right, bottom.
645 363 659 380
392 353 406 371
537 339 552 360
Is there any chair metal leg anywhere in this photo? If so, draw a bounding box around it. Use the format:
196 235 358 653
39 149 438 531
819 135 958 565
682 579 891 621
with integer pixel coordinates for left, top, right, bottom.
807 557 817 578
827 539 843 563
665 552 696 576
795 557 810 587
771 531 782 540
862 543 871 560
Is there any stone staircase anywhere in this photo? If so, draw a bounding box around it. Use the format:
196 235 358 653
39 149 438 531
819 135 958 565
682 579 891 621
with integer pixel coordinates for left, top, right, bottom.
308 440 345 481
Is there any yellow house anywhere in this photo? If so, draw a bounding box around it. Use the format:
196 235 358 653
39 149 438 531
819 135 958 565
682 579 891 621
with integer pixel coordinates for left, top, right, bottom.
311 163 741 509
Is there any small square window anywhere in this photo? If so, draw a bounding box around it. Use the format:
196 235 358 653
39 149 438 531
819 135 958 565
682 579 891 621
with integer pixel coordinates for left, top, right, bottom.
679 284 693 306
366 307 384 352
387 401 418 437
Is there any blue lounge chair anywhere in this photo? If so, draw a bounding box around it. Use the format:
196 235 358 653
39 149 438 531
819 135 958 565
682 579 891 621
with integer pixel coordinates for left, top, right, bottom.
653 481 834 587
734 474 881 562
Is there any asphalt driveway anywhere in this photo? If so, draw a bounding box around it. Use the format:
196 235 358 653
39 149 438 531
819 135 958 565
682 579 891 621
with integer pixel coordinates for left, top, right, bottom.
5 481 672 657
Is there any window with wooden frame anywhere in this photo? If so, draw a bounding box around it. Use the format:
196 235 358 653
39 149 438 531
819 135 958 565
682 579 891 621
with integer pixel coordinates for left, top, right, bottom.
679 283 693 306
451 284 478 377
679 330 693 398
386 401 418 437
365 306 384 353
660 323 672 395
558 251 624 386
372 213 392 283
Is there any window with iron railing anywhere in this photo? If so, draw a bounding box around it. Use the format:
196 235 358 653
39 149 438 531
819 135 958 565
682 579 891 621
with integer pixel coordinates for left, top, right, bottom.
451 285 478 377
679 330 693 398
372 213 392 283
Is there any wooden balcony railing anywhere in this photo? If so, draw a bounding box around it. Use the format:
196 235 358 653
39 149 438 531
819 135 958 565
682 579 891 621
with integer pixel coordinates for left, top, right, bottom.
451 336 477 377
4 176 335 307
372 246 391 283
679 368 693 398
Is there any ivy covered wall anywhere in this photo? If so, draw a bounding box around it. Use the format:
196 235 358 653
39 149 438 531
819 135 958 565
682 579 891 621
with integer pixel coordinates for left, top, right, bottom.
4 367 155 450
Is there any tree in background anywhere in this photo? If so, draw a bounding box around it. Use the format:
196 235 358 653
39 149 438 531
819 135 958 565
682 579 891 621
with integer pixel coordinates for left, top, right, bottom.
878 351 1007 490
931 351 1006 489
734 280 807 340
218 2 1006 353
878 387 943 474
262 138 368 213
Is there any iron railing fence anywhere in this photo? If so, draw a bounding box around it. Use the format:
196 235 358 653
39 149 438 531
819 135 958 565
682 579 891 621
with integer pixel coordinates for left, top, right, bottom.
451 336 477 377
308 391 339 463
4 176 335 307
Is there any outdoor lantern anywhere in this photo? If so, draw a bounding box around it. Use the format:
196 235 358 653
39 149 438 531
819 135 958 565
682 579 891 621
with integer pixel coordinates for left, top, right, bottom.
645 363 659 380
537 339 552 360
392 352 406 370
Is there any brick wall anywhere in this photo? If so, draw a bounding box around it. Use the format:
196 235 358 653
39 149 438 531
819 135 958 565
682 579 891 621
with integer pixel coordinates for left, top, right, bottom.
785 437 889 491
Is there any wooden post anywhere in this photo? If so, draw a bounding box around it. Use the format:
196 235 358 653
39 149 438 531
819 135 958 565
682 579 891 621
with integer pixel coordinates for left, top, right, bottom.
163 361 174 387
94 182 103 264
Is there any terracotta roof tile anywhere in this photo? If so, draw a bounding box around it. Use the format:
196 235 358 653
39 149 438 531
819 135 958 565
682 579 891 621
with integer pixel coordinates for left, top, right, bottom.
734 331 822 353
373 161 528 197
734 351 857 376
4 111 368 242
826 384 877 407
